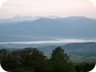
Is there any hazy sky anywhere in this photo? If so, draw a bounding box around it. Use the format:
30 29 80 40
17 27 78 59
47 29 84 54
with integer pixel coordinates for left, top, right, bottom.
0 0 96 19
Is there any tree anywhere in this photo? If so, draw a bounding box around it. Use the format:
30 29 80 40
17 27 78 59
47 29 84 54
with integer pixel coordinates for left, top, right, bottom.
50 47 76 72
1 48 50 72
0 49 9 62
20 48 50 72
75 62 95 72
1 50 21 71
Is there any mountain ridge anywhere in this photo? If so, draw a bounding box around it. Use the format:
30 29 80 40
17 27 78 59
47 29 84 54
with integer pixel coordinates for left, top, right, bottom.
0 16 96 23
0 16 96 42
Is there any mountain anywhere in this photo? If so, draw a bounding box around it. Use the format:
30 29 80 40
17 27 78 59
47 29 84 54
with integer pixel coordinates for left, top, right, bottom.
0 16 96 42
0 16 39 23
38 42 96 63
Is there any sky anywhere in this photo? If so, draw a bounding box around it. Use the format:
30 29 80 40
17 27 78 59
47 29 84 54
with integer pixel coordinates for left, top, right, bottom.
0 0 96 19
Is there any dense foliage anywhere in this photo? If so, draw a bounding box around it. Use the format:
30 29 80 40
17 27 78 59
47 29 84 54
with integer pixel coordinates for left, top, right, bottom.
0 47 95 72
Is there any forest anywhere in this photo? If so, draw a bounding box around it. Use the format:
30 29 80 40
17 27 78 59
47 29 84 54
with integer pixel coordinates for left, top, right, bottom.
0 47 95 72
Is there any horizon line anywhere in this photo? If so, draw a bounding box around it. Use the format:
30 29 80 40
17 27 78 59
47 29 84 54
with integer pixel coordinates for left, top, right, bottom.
0 15 96 20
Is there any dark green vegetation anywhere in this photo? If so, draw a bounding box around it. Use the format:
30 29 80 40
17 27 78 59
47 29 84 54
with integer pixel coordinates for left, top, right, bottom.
0 47 95 72
38 42 96 63
1 42 96 63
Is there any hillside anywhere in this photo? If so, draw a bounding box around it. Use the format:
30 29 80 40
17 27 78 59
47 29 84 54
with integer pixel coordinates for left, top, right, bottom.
0 42 96 63
38 42 96 63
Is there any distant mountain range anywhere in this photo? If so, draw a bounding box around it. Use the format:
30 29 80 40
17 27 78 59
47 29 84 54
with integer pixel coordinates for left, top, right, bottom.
0 16 96 42
0 16 40 23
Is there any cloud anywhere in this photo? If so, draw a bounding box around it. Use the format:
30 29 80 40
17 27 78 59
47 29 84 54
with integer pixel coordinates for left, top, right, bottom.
0 39 96 45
